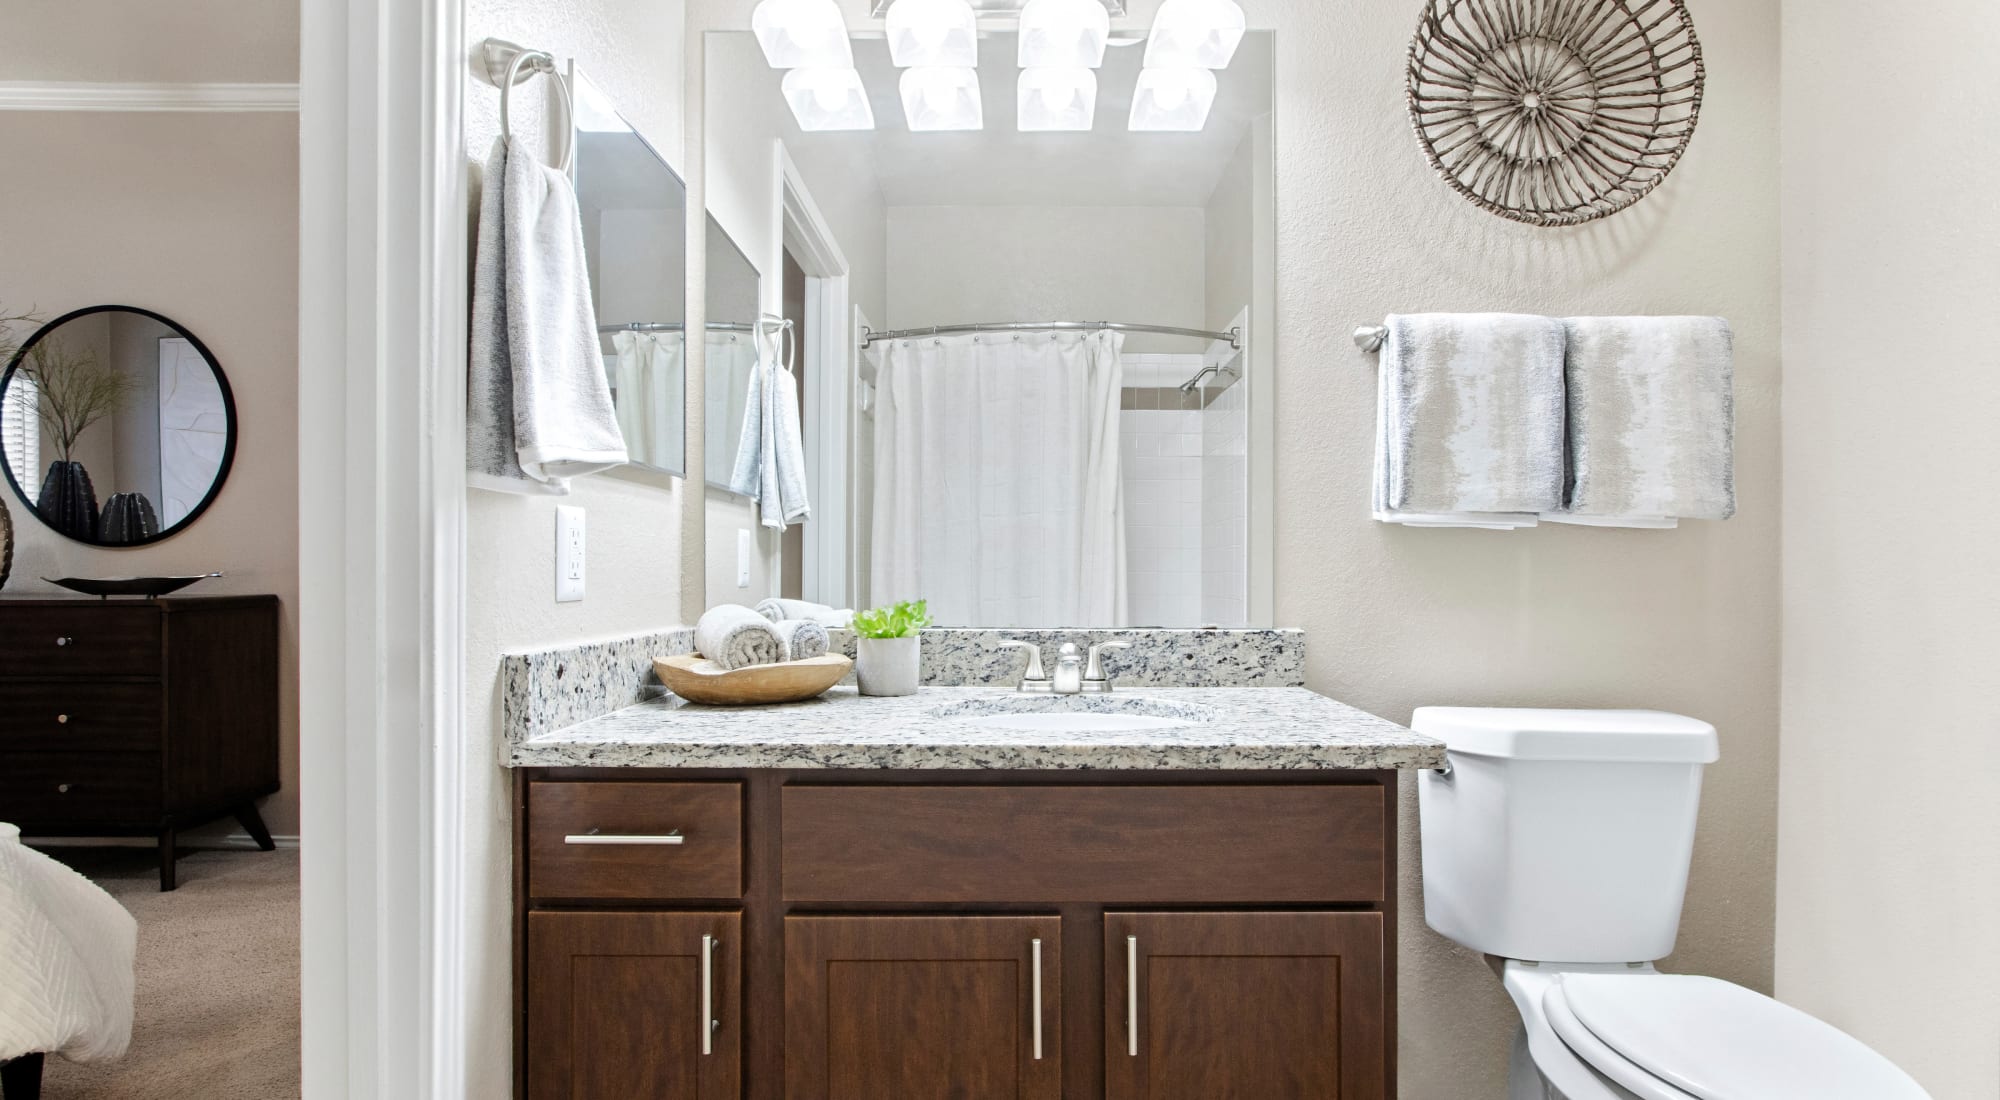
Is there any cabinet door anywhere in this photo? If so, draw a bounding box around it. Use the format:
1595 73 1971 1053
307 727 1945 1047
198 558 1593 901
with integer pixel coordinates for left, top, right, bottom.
1105 911 1385 1100
785 915 1061 1100
528 911 740 1100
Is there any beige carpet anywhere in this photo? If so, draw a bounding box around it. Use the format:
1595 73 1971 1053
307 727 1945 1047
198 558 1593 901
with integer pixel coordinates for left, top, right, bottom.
34 846 300 1100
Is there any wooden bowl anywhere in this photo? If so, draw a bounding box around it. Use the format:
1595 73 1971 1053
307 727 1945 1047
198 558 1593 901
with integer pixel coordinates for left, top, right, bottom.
653 653 852 706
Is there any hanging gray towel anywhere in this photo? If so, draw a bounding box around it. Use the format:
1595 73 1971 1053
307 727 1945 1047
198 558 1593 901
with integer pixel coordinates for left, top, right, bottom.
467 137 628 494
1552 316 1734 525
1373 313 1567 527
728 351 812 530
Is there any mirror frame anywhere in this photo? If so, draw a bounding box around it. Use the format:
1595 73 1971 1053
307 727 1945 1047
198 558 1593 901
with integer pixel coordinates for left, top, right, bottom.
0 304 240 548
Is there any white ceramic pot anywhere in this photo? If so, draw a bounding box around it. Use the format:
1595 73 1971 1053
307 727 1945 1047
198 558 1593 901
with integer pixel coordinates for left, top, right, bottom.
856 635 920 697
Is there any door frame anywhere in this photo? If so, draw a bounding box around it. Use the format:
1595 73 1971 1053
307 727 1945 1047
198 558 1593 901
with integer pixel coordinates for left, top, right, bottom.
774 144 853 607
298 0 470 1094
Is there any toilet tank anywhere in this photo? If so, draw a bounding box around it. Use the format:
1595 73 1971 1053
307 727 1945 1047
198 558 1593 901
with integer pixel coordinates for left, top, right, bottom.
1414 707 1718 964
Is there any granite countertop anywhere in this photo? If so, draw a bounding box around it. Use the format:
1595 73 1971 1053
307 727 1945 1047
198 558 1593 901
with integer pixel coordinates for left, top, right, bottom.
505 685 1446 771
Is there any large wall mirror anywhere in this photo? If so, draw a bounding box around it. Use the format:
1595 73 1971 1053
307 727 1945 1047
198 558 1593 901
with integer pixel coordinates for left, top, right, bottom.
702 27 1275 627
571 66 689 478
1 305 237 546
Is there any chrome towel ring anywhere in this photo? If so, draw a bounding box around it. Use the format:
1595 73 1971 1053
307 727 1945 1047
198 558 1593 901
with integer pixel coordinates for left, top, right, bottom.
480 38 574 174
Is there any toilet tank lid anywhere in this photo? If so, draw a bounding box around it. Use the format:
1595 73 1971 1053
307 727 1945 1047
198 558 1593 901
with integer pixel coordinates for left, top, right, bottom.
1410 707 1719 763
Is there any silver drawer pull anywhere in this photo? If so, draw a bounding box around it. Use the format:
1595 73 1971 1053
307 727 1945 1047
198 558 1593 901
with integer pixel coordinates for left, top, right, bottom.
56 714 69 724
57 783 72 794
701 934 718 1055
563 831 683 846
55 636 73 647
1031 937 1044 1060
1126 934 1139 1057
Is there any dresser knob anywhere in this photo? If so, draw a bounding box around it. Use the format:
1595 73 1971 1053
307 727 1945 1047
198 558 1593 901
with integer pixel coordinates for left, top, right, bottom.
55 636 73 647
56 783 71 794
56 714 69 724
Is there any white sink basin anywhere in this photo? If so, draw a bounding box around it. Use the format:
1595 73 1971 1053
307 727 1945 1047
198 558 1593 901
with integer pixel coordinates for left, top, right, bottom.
934 696 1216 733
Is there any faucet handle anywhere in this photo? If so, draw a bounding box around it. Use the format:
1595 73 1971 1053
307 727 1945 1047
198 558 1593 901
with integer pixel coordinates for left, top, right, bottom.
999 640 1051 691
1084 640 1133 686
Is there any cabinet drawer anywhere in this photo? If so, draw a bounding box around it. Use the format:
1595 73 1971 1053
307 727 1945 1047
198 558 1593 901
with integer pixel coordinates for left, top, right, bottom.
0 607 160 679
781 784 1386 904
0 752 161 827
528 781 743 900
0 683 161 752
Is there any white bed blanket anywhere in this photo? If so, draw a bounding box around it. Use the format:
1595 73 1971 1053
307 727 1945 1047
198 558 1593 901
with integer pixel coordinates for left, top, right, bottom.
0 823 136 1064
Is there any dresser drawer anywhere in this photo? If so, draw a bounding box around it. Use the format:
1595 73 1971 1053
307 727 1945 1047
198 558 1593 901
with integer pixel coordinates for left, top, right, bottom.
0 607 160 679
0 683 160 752
781 784 1387 903
527 781 743 900
0 752 162 827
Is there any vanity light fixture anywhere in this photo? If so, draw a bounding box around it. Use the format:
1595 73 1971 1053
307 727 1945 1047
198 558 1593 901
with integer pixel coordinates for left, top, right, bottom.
1017 0 1111 68
899 65 983 131
1142 0 1246 69
885 0 979 67
752 0 854 68
1127 66 1217 131
782 66 877 130
1017 66 1096 131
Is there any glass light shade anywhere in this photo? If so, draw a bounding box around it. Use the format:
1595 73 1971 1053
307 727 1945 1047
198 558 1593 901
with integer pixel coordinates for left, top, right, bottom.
1143 0 1246 69
1128 66 1218 131
1017 0 1110 68
1017 67 1097 131
782 67 876 131
885 0 978 67
899 66 983 131
751 0 853 69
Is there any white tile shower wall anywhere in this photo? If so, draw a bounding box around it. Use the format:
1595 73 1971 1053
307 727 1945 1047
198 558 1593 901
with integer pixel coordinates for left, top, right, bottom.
1202 381 1249 625
1121 357 1206 627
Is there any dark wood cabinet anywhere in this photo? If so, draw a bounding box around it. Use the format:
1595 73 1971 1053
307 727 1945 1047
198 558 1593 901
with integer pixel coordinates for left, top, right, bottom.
527 910 741 1099
516 770 1399 1099
1105 911 1385 1099
0 596 282 890
784 915 1062 1100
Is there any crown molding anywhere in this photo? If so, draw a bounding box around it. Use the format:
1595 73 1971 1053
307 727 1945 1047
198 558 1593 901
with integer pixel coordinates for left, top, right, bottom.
0 81 300 112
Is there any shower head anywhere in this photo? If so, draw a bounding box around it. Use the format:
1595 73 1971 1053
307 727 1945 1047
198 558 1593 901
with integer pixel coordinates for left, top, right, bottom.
1178 363 1236 395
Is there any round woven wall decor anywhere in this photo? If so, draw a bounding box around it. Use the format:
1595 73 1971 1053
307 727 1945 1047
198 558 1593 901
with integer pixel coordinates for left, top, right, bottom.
1407 0 1704 226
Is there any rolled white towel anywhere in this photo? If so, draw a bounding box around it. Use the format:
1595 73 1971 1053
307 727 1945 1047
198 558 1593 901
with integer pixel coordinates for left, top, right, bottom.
772 619 830 662
694 605 784 670
754 597 853 628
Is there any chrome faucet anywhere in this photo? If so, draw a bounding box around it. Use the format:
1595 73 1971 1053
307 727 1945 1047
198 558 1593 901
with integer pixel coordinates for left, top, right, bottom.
1051 643 1086 694
1001 639 1133 694
1081 640 1131 693
1000 640 1053 693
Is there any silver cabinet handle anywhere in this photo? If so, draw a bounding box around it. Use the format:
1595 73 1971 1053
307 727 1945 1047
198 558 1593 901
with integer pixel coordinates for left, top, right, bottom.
562 831 683 845
701 934 716 1056
1126 934 1138 1057
56 783 72 794
56 714 69 724
1031 937 1044 1061
55 636 72 647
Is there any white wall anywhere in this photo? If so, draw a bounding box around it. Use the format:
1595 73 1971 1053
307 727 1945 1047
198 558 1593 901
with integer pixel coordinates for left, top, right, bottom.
0 107 302 839
886 205 1207 356
460 0 686 1092
1776 2 2000 1095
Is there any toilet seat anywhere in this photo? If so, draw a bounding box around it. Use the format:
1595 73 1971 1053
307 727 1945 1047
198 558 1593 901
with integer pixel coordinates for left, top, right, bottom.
1545 973 1932 1100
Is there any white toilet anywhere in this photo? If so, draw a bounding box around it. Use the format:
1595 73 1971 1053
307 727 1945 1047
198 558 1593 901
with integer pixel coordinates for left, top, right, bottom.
1415 707 1932 1100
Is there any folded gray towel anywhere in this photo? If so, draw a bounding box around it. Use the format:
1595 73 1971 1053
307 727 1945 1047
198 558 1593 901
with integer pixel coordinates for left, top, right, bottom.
1557 316 1734 523
755 597 854 627
772 619 830 662
466 136 628 495
1373 313 1567 525
694 604 784 670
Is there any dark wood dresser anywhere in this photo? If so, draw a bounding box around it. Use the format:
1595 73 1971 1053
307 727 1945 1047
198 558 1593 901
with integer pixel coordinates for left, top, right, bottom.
0 595 282 890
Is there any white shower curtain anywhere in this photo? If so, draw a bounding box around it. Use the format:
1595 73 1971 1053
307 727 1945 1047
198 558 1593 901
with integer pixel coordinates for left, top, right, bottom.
610 330 685 469
869 330 1127 627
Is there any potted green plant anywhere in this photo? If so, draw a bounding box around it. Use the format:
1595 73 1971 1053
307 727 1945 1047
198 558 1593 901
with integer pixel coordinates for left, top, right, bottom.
851 599 931 697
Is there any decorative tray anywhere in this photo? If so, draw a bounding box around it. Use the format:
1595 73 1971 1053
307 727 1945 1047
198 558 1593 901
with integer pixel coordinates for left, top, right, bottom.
653 653 852 706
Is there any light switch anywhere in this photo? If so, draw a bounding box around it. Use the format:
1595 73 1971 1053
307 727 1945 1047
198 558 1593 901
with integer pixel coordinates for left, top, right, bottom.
737 528 753 588
556 506 585 602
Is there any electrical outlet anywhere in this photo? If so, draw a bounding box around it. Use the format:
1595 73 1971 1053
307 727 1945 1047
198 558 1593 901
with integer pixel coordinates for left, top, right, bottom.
556 506 585 602
737 528 753 588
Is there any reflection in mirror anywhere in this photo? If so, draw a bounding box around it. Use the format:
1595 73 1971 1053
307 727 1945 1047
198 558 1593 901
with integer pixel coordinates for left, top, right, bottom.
1 306 236 546
704 218 762 493
571 67 689 477
704 29 1273 627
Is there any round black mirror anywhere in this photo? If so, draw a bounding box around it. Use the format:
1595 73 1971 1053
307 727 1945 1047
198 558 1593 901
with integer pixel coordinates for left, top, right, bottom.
0 306 237 546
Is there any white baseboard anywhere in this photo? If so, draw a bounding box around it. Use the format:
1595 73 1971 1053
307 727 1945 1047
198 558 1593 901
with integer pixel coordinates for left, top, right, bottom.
0 81 301 112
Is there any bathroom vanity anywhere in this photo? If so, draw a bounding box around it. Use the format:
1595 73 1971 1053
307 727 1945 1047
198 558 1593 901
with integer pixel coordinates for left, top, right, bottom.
505 636 1442 1100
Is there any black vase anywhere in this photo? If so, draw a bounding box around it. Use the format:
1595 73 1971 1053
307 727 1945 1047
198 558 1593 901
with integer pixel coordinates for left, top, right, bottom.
37 460 99 542
99 491 160 544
